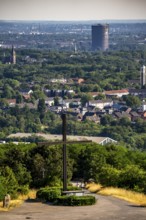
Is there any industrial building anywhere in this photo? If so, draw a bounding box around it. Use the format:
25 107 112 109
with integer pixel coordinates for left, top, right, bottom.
92 24 109 51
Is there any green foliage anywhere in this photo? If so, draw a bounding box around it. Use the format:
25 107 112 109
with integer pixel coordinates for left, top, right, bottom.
100 115 114 126
1 140 146 198
0 176 7 201
18 185 29 195
36 187 96 206
123 95 141 108
14 163 32 186
80 93 93 106
55 195 96 206
99 165 120 187
38 98 46 115
119 165 146 192
1 166 19 199
36 187 61 201
76 144 107 181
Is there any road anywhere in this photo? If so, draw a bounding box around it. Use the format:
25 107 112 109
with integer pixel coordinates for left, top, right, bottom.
0 194 146 220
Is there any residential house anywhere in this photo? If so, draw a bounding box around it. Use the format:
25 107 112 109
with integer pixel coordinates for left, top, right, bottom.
82 111 100 123
96 110 106 117
44 89 75 98
88 100 113 110
66 90 75 97
80 107 88 116
19 89 33 100
84 115 100 124
141 102 146 112
130 111 140 121
63 98 81 109
72 78 85 84
45 98 54 106
50 106 66 113
20 89 33 95
49 78 67 84
141 111 146 120
129 89 146 98
114 111 131 121
104 89 129 98
6 99 16 107
66 110 83 121
112 101 127 111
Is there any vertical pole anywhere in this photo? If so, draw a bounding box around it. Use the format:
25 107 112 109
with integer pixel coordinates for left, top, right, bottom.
62 113 67 191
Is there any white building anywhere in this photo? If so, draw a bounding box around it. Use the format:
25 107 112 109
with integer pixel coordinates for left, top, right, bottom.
88 100 113 110
140 65 146 88
45 98 54 106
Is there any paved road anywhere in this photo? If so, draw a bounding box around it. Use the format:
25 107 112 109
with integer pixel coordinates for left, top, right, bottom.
0 194 146 220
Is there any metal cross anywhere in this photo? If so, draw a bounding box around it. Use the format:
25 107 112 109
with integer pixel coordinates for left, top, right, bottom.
38 113 92 191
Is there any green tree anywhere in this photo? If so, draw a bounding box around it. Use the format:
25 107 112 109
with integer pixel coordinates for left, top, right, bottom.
122 95 141 108
100 115 114 126
14 163 32 186
0 175 6 201
119 165 146 192
1 166 19 197
38 98 46 114
81 93 93 106
99 164 120 187
78 144 107 181
29 153 46 187
95 93 106 100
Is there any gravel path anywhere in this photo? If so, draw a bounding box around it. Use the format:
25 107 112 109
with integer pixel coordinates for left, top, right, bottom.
0 194 146 220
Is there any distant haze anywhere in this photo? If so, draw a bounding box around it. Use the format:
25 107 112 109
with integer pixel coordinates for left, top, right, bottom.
0 0 146 21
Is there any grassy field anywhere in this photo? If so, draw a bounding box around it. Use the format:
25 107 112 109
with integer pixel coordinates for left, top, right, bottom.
86 183 146 207
0 190 36 212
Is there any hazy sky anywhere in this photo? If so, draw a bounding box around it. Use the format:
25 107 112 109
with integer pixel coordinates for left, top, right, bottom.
0 0 146 21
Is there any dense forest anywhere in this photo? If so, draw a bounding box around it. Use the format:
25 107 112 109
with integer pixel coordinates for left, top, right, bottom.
0 49 145 89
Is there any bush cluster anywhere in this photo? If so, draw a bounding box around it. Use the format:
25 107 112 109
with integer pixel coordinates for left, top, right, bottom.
55 195 96 206
36 187 61 202
36 187 96 206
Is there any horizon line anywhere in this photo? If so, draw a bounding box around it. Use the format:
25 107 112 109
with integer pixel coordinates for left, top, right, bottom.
0 19 146 21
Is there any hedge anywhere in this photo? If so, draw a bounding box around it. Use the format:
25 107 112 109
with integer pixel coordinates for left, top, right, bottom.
36 186 81 202
54 195 96 206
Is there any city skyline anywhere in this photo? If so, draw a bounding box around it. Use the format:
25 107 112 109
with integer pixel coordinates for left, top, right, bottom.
0 0 146 21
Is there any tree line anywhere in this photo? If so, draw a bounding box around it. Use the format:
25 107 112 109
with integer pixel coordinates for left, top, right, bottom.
1 142 146 200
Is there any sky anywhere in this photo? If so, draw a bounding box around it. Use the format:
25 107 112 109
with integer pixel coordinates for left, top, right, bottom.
0 0 146 21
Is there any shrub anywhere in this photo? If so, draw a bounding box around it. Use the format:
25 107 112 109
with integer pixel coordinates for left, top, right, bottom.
55 195 96 206
1 166 19 199
36 187 61 202
99 165 120 187
0 177 6 201
17 185 29 195
119 165 146 191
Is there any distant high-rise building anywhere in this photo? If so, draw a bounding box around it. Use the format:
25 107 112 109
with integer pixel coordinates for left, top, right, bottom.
140 65 146 88
11 45 16 64
92 24 109 51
